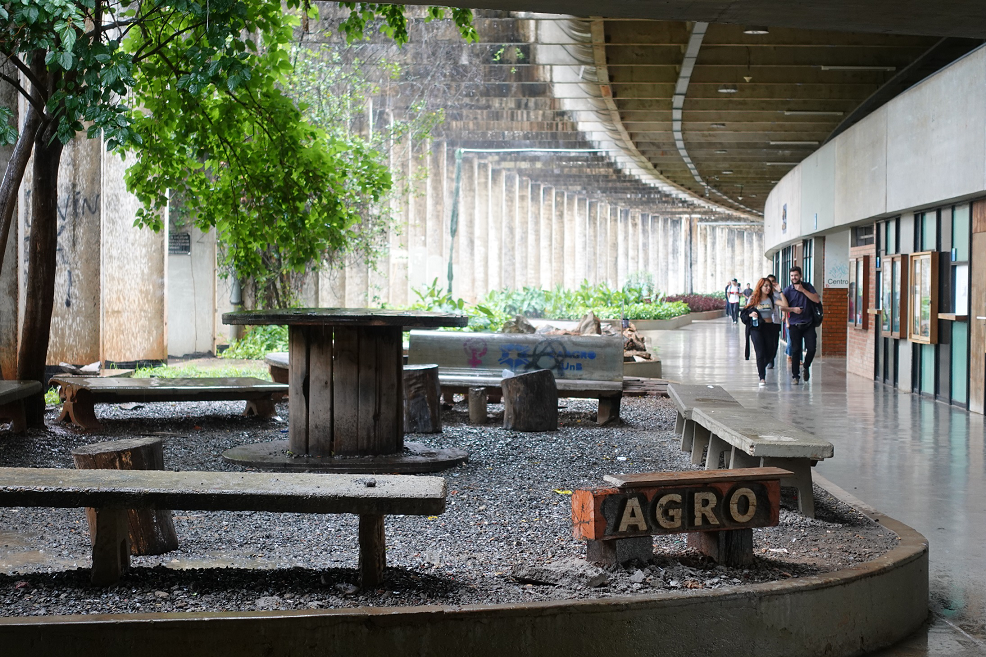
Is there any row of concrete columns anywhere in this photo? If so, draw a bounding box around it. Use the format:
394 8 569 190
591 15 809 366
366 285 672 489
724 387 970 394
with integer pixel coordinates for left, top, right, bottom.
320 141 768 306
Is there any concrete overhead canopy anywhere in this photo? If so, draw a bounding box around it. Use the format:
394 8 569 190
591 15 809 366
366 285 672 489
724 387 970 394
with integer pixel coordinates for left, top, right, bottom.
417 1 986 39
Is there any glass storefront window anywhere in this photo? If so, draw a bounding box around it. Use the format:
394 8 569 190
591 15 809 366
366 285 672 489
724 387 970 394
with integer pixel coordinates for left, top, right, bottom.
909 251 938 343
881 268 892 333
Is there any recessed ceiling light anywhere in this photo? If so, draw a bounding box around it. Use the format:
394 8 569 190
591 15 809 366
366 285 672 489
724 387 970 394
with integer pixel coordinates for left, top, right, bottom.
820 65 896 72
714 149 727 154
765 162 795 166
722 170 733 174
783 110 844 116
770 180 780 183
769 141 820 146
718 85 738 94
711 123 726 128
750 194 757 198
743 26 769 35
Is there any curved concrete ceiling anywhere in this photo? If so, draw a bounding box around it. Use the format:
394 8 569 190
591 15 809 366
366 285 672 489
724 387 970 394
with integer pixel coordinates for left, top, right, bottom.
414 1 986 39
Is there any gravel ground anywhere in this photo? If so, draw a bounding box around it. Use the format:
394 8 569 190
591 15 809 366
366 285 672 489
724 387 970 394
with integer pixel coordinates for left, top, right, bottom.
0 394 898 616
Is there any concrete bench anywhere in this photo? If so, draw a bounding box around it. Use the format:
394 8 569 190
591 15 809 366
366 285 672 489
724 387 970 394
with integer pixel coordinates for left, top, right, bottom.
51 376 288 430
0 380 43 433
408 330 625 425
265 352 289 384
0 467 445 586
667 384 743 462
690 406 835 518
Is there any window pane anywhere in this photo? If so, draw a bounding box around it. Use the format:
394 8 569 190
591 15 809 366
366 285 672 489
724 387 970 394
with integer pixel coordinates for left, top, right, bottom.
952 320 968 404
887 220 896 255
953 205 970 261
921 343 936 394
855 260 865 325
881 270 892 332
892 259 901 334
922 212 937 251
848 261 857 324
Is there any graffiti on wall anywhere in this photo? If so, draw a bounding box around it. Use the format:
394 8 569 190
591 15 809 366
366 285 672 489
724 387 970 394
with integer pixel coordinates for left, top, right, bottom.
497 340 597 375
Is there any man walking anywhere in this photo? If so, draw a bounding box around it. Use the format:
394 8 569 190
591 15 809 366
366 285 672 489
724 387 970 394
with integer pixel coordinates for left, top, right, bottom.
782 266 820 384
725 278 741 324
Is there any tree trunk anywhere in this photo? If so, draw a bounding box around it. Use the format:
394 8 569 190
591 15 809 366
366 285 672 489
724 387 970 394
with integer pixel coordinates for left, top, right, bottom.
502 369 558 432
0 104 41 278
71 437 180 556
403 364 442 433
17 124 63 426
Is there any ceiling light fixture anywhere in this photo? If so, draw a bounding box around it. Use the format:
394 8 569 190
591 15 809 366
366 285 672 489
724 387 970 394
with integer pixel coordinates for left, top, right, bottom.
722 170 733 174
783 110 844 116
765 162 795 166
718 85 738 93
769 140 820 146
711 123 726 128
743 26 769 35
714 149 728 154
820 65 896 71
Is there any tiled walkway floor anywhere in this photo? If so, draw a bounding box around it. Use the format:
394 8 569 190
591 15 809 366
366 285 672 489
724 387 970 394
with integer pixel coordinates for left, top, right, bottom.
647 318 986 655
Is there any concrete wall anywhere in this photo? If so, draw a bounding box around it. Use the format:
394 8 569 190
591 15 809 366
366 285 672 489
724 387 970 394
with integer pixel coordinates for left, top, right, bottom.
168 226 217 357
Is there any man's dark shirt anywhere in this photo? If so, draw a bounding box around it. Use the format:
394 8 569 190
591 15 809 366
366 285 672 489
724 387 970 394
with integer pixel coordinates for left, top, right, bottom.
782 281 818 325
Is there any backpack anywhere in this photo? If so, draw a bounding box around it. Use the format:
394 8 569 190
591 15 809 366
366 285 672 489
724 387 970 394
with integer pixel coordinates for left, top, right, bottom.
811 300 824 327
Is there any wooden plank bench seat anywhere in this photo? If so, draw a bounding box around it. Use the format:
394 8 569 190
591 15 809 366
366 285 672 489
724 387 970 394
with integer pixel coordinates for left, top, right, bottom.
0 380 43 433
408 330 625 425
690 406 835 518
667 383 743 461
0 467 445 586
51 376 288 430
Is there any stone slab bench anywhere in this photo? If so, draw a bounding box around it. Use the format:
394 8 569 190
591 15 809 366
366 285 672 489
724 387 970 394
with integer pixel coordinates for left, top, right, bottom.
0 380 43 433
690 406 835 518
408 331 625 425
265 352 289 384
0 467 445 586
667 383 743 461
50 376 288 430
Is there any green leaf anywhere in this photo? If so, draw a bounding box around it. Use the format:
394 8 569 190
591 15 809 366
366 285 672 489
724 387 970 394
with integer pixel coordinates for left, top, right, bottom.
59 51 73 70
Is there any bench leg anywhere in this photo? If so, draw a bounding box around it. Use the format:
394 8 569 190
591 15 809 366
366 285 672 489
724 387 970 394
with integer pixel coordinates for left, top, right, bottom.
597 394 622 425
729 447 760 469
244 397 275 419
761 457 816 518
705 434 730 470
90 507 131 586
59 390 102 430
358 513 386 588
691 425 711 466
674 412 684 436
0 400 28 433
680 419 695 453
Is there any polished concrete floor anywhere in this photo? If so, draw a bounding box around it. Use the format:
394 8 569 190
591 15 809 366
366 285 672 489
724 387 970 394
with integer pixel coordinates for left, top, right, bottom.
648 318 986 656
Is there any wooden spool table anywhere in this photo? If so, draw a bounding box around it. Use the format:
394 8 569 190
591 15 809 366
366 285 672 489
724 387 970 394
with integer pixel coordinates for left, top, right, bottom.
221 308 469 473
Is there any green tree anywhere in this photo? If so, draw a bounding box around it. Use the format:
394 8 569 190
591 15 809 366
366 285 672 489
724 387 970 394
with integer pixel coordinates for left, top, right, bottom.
0 0 475 425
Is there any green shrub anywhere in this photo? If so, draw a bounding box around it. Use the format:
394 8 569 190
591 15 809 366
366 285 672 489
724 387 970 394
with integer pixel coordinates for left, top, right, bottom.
221 325 289 360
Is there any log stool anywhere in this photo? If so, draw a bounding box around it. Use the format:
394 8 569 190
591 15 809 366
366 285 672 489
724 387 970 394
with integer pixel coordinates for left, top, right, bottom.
502 369 558 432
404 364 443 433
468 387 488 424
71 437 179 555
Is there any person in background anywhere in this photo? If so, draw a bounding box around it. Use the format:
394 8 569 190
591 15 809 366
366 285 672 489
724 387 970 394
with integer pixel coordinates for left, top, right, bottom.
725 278 741 324
742 282 753 303
766 274 784 369
782 265 820 384
742 278 788 386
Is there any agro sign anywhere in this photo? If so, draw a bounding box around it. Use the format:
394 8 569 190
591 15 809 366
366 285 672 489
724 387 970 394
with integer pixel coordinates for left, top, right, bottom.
572 472 783 540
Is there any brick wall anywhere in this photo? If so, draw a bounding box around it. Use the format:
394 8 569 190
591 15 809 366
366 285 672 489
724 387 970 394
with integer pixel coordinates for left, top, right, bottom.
821 288 848 356
846 243 877 378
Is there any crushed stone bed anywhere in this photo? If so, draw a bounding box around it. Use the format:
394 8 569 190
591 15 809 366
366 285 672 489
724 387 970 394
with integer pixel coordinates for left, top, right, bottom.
0 395 897 616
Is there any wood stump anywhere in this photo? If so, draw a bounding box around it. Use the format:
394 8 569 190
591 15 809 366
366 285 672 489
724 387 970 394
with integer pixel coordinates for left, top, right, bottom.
404 364 442 433
502 369 558 432
71 437 179 556
468 387 488 424
687 529 754 567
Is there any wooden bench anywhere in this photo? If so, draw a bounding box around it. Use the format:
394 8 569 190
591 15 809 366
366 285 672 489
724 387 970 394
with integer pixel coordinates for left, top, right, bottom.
690 406 834 518
0 467 445 586
667 383 743 463
0 380 43 433
407 330 625 425
51 376 288 430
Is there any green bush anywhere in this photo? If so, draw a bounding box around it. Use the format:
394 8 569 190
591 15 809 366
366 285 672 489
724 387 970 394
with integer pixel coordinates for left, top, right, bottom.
220 325 289 360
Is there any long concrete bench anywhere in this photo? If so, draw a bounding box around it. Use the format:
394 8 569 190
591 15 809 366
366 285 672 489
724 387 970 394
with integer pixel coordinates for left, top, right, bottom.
408 330 625 425
0 380 43 433
51 376 288 430
0 467 445 586
667 383 743 462
690 406 834 518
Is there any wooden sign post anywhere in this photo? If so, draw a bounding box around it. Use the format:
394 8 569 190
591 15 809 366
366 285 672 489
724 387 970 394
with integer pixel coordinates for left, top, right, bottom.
572 468 791 567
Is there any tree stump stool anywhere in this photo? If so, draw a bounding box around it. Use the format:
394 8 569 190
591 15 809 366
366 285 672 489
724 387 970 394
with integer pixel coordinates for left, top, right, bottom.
468 387 488 424
71 437 179 555
502 369 558 432
404 364 443 433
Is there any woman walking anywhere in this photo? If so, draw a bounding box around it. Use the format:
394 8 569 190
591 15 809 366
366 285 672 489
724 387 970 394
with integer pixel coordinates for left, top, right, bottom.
743 277 789 386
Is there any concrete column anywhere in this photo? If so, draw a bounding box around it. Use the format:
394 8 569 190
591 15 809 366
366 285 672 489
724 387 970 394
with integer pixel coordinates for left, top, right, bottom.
561 192 574 289
627 211 639 280
425 141 446 286
615 209 626 288
641 214 651 280
488 167 504 292
454 155 476 302
586 201 598 285
607 206 619 287
540 187 554 289
516 176 530 289
474 161 491 298
572 196 586 286
552 189 565 288
528 183 541 288
502 172 517 291
407 139 429 297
